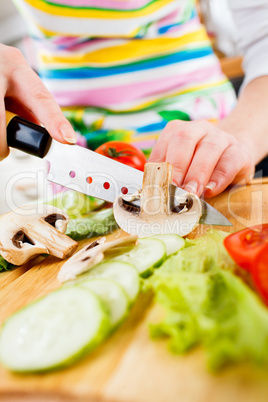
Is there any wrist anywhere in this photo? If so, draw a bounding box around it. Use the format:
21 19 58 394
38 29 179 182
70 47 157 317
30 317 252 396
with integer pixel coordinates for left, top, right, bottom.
216 121 260 166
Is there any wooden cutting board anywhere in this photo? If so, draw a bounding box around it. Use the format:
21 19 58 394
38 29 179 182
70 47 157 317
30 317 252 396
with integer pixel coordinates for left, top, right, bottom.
0 178 267 402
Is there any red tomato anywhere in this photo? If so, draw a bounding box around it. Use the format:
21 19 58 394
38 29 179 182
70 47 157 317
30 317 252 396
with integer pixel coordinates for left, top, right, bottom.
252 249 268 305
95 141 147 171
223 224 268 271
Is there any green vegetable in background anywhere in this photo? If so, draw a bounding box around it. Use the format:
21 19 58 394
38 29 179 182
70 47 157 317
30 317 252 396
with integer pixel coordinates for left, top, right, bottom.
0 256 14 273
148 229 268 370
66 208 118 240
158 110 191 122
46 190 104 219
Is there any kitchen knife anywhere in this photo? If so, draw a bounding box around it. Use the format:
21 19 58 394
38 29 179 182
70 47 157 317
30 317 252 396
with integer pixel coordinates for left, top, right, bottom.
6 112 232 226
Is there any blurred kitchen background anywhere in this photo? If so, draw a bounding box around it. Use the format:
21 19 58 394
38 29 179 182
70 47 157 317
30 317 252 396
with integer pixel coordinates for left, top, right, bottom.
0 0 26 46
0 0 265 214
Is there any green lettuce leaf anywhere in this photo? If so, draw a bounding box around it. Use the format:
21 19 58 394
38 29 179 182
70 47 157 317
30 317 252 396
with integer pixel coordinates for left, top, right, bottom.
0 255 14 272
148 229 268 370
46 190 104 219
66 208 118 240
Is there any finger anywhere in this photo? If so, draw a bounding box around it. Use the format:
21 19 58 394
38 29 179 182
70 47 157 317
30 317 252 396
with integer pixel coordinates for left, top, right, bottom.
0 111 9 160
148 122 174 162
5 97 40 125
0 76 9 160
203 144 252 197
164 120 210 187
182 133 229 196
7 62 76 144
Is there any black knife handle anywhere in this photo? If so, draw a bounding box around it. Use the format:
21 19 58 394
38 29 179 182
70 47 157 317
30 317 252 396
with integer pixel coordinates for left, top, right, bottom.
7 115 52 158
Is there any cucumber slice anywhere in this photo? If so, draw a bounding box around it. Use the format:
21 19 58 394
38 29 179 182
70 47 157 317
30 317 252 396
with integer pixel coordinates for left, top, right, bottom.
150 234 185 256
0 287 110 372
114 238 166 277
82 261 139 302
78 279 129 327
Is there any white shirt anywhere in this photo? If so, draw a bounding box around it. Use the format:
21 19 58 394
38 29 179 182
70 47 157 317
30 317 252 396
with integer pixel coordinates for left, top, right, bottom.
228 0 268 89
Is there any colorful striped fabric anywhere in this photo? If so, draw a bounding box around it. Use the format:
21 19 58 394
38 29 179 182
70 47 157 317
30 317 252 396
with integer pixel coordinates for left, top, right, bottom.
14 0 236 153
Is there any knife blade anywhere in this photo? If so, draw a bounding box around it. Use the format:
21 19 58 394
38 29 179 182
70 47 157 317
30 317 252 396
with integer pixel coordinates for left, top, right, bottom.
6 112 232 226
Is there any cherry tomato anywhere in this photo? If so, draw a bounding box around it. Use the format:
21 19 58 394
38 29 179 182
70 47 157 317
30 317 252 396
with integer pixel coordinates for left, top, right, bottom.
223 224 268 271
95 141 147 171
252 249 268 305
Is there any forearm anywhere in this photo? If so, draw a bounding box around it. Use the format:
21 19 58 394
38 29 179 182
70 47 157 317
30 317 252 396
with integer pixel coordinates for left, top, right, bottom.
217 76 268 165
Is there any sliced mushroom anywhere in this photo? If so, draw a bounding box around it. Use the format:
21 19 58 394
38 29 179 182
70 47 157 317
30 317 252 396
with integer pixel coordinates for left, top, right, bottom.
57 235 138 283
113 162 202 237
0 204 78 265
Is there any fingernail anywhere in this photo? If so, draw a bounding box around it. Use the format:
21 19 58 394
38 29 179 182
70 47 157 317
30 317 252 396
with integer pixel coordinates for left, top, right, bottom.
183 180 198 194
205 181 217 191
59 124 77 144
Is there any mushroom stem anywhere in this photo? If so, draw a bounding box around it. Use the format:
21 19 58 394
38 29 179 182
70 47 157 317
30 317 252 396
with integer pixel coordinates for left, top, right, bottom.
22 221 77 260
140 163 173 218
113 162 202 237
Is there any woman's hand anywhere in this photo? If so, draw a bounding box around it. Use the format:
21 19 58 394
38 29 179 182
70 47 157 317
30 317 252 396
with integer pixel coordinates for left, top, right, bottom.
0 44 76 160
149 119 254 198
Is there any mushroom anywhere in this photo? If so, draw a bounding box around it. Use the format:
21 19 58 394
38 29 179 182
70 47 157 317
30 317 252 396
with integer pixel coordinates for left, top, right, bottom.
0 204 78 265
113 162 202 237
57 235 138 282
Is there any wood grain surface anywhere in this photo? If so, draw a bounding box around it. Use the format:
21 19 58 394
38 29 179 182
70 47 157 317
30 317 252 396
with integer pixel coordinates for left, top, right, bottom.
0 178 267 402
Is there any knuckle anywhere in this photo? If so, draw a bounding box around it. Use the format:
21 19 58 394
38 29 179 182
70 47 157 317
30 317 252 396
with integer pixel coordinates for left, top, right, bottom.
2 45 25 64
201 139 222 153
174 129 187 141
166 158 184 173
215 153 238 182
165 120 187 132
194 160 209 174
194 119 210 130
170 163 185 175
1 46 27 81
173 126 196 142
214 168 230 182
165 120 178 132
31 86 53 102
8 46 24 61
225 134 237 147
223 153 236 169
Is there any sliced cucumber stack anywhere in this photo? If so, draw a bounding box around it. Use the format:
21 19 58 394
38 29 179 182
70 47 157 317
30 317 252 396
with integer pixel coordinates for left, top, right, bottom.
78 279 129 327
114 238 166 277
82 261 140 302
0 287 110 372
150 234 185 256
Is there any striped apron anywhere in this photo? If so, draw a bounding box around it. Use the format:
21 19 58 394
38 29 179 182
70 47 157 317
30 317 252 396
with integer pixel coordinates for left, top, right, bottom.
14 0 236 154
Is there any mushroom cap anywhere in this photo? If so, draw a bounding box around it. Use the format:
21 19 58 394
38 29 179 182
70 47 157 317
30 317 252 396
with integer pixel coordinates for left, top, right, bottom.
57 238 106 282
113 192 202 237
0 204 77 265
58 235 138 283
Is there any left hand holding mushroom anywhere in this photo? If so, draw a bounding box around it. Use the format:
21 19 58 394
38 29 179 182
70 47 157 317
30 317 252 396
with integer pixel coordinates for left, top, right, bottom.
149 120 254 198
